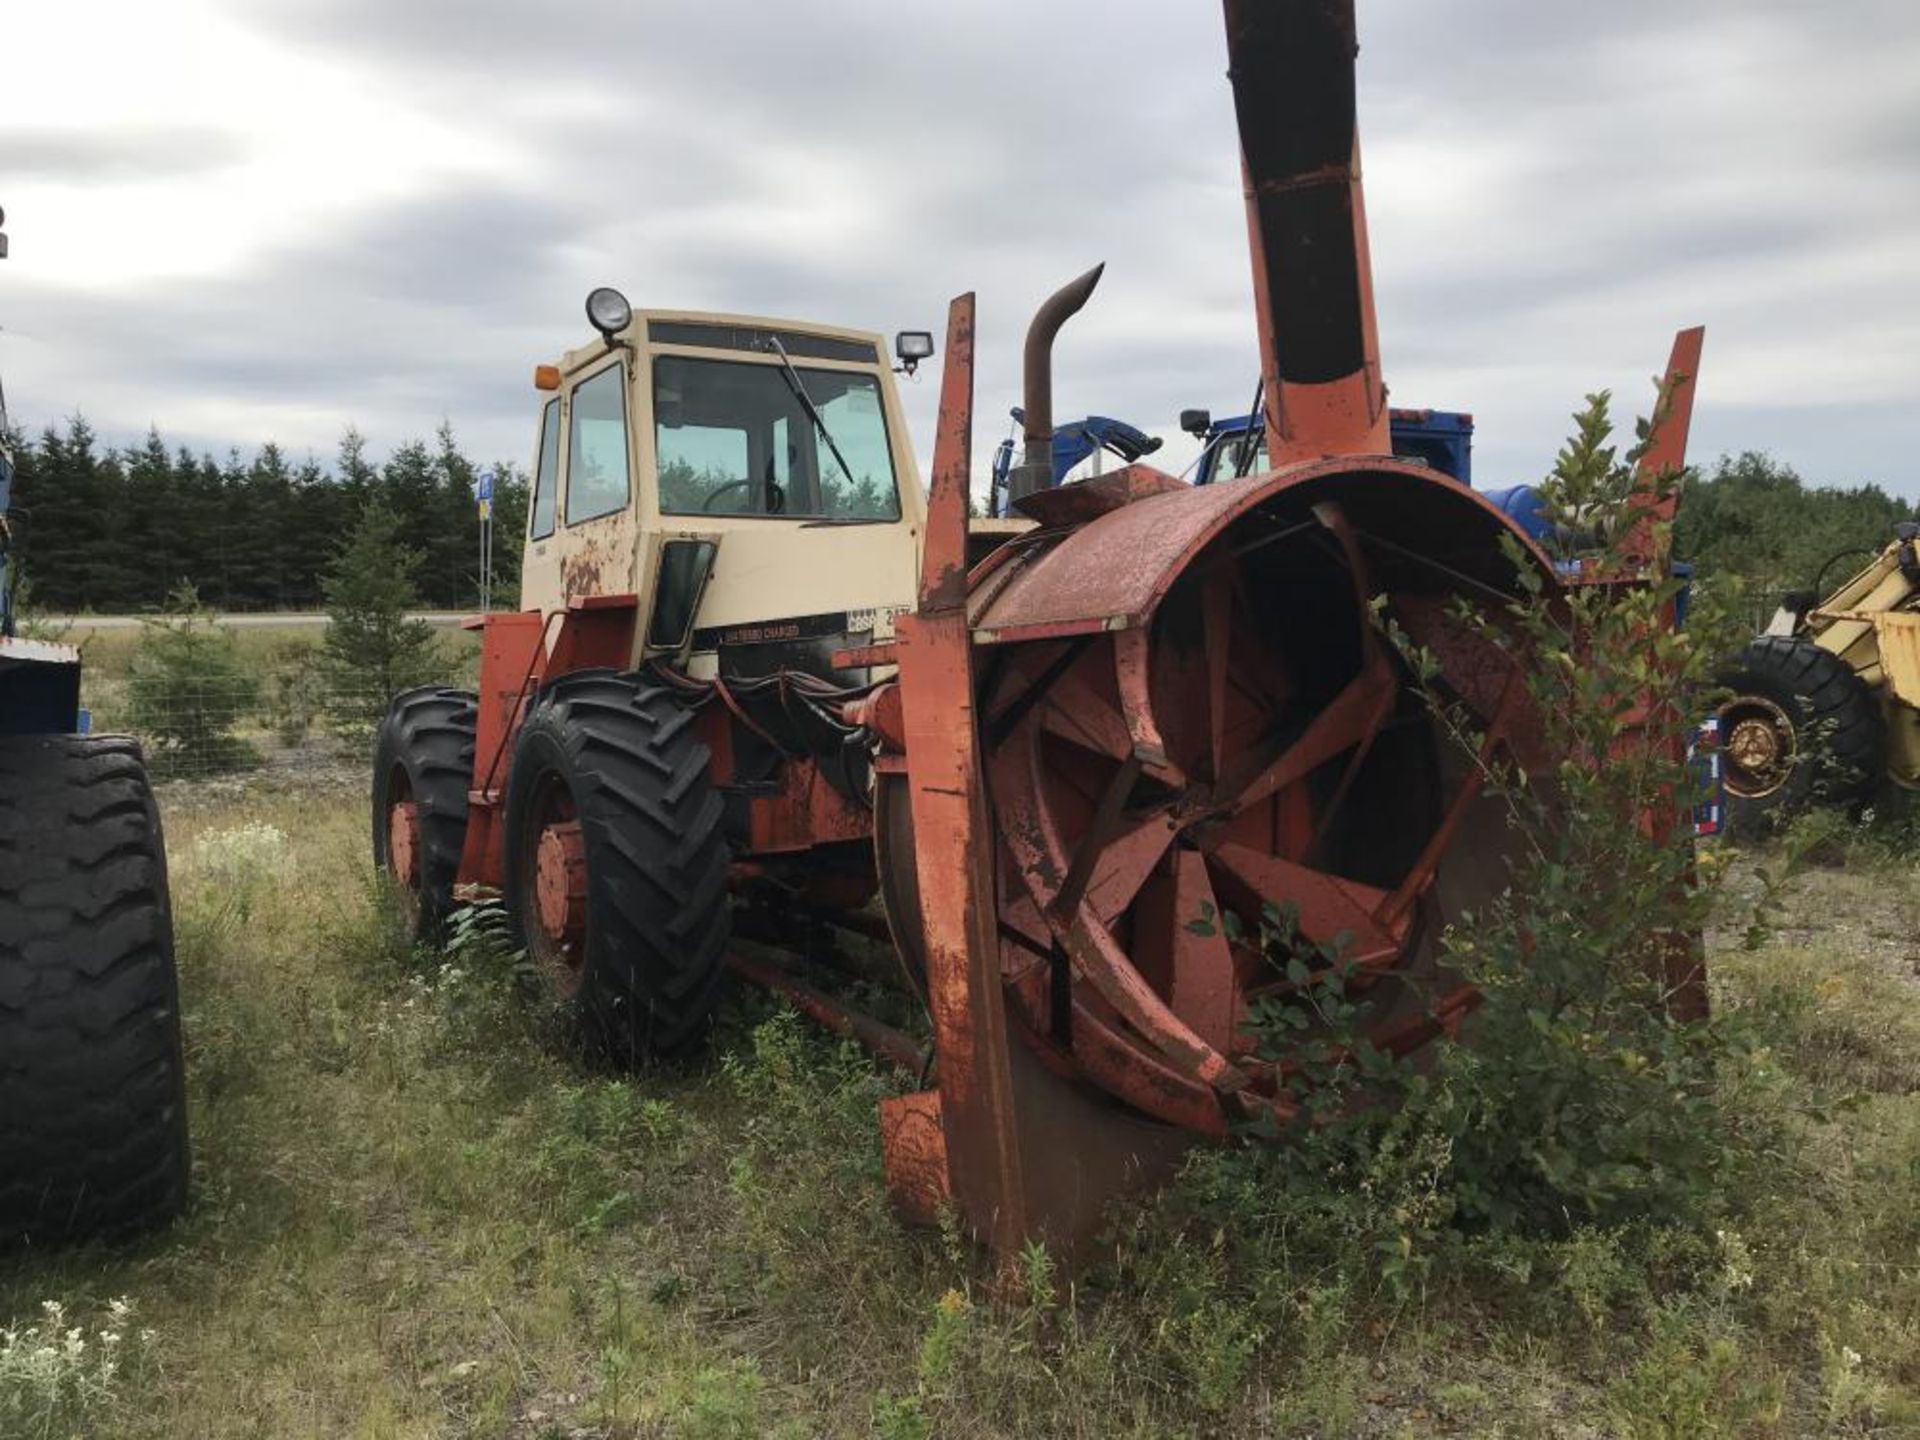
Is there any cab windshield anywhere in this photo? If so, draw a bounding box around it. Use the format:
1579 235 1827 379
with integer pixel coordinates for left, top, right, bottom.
653 354 901 520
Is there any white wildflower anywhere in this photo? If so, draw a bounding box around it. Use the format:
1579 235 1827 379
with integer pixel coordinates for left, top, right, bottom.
192 821 294 885
1715 1228 1755 1291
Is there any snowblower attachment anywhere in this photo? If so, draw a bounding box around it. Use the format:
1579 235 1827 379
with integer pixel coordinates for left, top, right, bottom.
861 0 1704 1260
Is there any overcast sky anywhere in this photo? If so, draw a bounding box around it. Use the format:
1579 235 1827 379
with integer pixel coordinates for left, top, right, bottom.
3 0 1917 497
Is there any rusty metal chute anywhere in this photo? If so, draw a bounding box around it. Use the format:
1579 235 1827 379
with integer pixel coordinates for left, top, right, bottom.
1225 0 1388 465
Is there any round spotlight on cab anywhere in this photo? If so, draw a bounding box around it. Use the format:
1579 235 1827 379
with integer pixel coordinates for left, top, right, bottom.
585 286 632 341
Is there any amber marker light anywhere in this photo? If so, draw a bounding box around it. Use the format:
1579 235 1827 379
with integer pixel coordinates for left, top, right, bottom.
534 364 561 391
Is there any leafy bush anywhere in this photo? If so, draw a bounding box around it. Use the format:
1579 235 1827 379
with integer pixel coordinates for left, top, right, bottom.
257 635 325 746
123 583 260 775
1100 392 1806 1420
1409 390 1782 1235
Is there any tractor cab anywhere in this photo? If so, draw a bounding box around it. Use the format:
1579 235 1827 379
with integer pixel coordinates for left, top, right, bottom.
519 290 931 678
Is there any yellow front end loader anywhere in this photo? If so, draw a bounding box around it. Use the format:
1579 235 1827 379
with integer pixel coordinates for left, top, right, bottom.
1715 524 1920 832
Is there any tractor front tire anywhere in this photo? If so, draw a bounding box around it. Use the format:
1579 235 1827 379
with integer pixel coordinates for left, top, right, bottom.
0 735 190 1247
1716 636 1884 836
373 687 478 943
503 670 730 1060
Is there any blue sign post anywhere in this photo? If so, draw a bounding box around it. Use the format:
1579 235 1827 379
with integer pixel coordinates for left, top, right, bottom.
476 472 495 611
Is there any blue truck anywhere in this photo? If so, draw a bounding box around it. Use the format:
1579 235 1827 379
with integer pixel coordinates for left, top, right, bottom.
1181 404 1558 538
0 203 190 1246
992 399 1557 544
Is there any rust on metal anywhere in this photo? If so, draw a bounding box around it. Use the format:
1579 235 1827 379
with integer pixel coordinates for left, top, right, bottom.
1223 0 1388 465
1010 463 1189 527
893 290 1034 1256
879 1091 951 1226
1618 326 1707 576
559 533 626 604
405 0 1714 1276
918 293 977 613
745 755 874 854
1008 264 1106 509
970 456 1547 645
830 641 899 670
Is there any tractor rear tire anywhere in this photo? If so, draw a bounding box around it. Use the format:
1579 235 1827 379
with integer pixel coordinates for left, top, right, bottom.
0 735 190 1247
502 670 731 1060
372 687 478 943
1716 636 1884 836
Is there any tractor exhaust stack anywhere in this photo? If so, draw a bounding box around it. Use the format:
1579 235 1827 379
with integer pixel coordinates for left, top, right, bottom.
1007 263 1106 508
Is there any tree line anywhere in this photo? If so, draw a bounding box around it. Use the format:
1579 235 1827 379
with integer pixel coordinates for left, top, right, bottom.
4 415 529 613
1673 450 1915 603
4 411 1914 615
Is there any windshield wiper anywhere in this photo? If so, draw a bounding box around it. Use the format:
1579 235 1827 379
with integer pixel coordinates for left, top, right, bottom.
764 336 860 492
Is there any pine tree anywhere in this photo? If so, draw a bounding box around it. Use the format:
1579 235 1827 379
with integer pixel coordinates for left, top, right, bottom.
125 583 261 775
319 500 447 736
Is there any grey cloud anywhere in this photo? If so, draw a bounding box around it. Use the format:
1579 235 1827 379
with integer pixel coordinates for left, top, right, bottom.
6 126 246 180
6 0 1919 503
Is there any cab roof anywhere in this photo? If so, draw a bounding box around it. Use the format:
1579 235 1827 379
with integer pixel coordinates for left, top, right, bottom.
557 308 890 378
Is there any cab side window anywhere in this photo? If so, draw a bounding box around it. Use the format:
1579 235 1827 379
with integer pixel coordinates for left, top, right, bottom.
566 365 631 524
529 398 559 540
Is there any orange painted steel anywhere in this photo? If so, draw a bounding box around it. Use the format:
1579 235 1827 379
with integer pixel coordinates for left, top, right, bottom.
414 0 1711 1271
744 756 874 855
1624 327 1710 1022
887 292 1035 1258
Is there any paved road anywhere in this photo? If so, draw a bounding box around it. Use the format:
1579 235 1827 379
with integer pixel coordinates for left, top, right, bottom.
49 612 473 629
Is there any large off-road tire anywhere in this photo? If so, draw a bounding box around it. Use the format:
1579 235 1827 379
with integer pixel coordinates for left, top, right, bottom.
502 670 731 1060
0 735 190 1246
1715 636 1884 836
372 687 478 943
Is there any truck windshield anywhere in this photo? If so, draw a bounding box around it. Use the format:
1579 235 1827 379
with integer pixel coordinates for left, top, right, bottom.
653 355 900 520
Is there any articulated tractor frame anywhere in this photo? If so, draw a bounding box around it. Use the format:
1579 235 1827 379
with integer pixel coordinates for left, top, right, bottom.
372 0 1705 1261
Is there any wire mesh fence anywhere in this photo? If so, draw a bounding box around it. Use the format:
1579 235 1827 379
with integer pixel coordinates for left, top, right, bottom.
82 675 405 785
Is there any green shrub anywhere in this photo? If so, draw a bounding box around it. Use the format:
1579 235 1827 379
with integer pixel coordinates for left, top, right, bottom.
123 583 260 775
257 635 324 746
1099 392 1814 1423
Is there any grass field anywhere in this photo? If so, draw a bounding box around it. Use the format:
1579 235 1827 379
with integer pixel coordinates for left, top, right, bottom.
3 781 1918 1438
